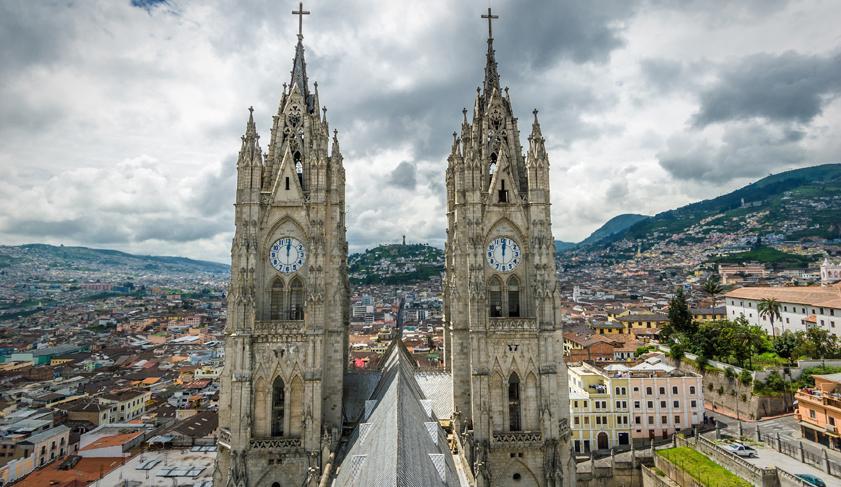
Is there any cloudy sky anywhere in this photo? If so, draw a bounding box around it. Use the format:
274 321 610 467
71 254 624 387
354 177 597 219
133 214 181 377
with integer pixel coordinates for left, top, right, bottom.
1 0 839 262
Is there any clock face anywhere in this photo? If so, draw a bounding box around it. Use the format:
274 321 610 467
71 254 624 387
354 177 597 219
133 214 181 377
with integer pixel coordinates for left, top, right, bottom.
486 237 521 272
269 237 306 273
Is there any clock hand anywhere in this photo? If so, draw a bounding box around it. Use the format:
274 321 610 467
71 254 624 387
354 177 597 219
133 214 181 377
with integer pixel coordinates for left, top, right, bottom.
502 240 506 259
286 241 291 259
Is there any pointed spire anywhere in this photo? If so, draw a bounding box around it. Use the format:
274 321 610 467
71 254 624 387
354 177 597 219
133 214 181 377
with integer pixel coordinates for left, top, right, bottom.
530 109 542 138
290 36 309 100
331 129 341 158
246 106 257 137
528 108 547 164
481 7 501 98
239 107 261 166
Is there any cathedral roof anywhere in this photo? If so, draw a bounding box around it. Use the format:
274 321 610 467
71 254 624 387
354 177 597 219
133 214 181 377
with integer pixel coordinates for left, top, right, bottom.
334 342 463 486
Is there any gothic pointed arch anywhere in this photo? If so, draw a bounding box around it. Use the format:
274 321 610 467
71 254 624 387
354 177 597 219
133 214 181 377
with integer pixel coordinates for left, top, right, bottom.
270 278 286 320
289 277 305 320
271 376 286 437
488 275 502 317
288 375 305 436
490 371 505 432
508 371 521 432
498 460 540 487
507 275 520 317
485 217 526 244
254 376 270 436
524 372 538 431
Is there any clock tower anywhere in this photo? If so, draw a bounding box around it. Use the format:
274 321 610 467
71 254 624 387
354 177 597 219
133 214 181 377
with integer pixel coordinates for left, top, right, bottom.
444 8 573 487
214 4 349 486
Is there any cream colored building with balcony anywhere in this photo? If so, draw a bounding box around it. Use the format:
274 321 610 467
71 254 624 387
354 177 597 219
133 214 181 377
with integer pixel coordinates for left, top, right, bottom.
568 363 632 453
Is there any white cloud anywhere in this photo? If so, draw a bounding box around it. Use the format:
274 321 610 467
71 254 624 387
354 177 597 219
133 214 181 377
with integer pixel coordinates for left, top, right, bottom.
0 0 839 256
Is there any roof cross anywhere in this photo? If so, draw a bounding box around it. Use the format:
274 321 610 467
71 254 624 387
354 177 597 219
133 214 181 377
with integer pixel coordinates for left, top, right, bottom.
292 2 310 39
481 7 499 40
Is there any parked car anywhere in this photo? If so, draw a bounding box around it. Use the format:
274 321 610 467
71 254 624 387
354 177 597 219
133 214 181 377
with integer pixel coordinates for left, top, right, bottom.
795 474 826 487
723 442 758 458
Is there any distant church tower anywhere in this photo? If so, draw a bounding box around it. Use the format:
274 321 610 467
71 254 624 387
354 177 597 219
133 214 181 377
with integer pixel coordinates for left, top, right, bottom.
444 8 574 487
215 3 349 486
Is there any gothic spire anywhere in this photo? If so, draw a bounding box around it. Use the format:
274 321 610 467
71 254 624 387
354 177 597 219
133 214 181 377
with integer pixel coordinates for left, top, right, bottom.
239 106 261 165
289 2 311 105
481 7 501 99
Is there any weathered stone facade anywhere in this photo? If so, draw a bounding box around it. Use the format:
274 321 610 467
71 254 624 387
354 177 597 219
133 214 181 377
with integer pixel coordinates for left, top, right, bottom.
213 26 349 487
443 12 574 487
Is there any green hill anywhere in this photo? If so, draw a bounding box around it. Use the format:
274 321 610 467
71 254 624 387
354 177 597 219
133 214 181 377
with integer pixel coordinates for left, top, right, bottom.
349 243 444 285
0 244 229 275
579 213 650 247
554 241 576 253
595 164 841 248
712 246 818 269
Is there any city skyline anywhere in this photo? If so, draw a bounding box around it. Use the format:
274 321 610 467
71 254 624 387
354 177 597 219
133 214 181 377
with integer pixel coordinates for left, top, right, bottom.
1 0 840 262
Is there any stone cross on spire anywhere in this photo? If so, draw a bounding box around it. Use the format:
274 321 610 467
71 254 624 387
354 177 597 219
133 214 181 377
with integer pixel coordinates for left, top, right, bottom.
292 1 310 39
481 7 499 40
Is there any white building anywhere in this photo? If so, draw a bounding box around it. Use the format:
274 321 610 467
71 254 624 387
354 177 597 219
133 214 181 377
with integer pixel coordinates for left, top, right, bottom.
822 258 841 285
725 284 841 335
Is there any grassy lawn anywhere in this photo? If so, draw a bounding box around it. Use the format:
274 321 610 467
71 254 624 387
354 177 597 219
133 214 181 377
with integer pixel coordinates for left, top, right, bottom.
657 447 751 487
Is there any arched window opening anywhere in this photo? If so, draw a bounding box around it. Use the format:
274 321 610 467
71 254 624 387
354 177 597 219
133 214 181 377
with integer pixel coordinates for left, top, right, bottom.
270 280 285 320
488 153 498 186
294 151 304 188
271 377 285 437
488 277 502 318
499 179 509 203
508 372 521 431
289 277 304 321
507 276 520 317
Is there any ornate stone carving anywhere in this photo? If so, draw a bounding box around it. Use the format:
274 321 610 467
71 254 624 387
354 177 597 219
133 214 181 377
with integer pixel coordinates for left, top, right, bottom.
491 431 543 447
250 437 303 450
487 317 538 332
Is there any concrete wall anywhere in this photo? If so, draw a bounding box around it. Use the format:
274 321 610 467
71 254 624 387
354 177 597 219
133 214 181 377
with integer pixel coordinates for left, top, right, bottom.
675 434 779 486
660 353 789 420
641 464 679 487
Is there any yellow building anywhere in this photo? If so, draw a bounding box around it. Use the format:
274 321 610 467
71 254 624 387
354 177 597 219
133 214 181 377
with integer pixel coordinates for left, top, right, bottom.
594 309 668 340
568 362 632 453
690 307 726 322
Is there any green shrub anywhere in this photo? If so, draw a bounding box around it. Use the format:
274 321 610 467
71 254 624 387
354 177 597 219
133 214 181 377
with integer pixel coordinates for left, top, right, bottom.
739 369 753 386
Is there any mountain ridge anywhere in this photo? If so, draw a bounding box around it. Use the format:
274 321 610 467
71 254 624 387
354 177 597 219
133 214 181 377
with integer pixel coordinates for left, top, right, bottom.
592 163 841 251
0 243 229 274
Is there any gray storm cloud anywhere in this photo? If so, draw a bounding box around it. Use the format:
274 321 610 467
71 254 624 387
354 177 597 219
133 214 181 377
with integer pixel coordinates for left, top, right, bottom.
0 0 839 260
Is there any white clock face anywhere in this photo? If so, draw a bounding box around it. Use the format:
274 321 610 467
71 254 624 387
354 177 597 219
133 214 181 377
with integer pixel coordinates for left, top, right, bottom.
270 237 306 273
486 237 521 272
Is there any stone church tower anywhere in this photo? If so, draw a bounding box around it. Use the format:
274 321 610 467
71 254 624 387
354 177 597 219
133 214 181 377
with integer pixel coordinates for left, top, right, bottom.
214 6 349 486
444 9 574 487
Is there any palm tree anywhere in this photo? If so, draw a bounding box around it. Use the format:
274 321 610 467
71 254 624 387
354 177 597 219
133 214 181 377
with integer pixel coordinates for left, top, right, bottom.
758 297 783 338
701 275 724 309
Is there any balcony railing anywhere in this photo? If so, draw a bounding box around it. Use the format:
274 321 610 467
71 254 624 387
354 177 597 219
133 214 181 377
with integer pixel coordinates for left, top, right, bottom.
249 437 302 450
796 390 841 410
487 318 538 332
491 431 543 447
254 320 305 334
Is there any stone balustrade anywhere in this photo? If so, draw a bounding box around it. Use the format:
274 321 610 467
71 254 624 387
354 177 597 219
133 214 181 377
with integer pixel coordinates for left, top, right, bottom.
249 437 303 450
491 431 543 447
254 320 305 334
487 318 538 332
